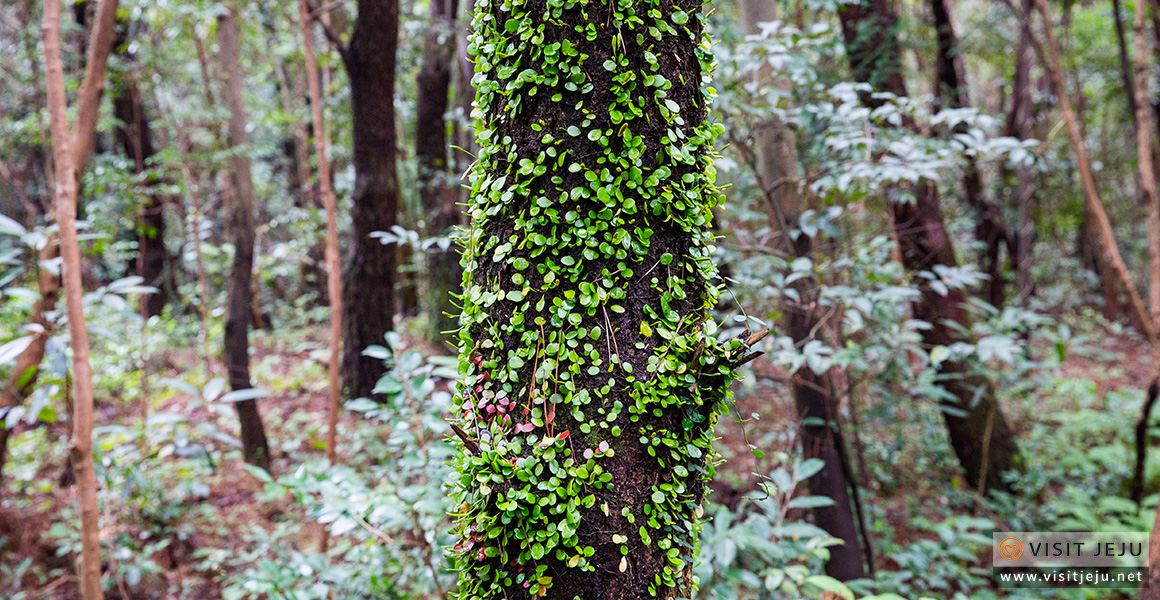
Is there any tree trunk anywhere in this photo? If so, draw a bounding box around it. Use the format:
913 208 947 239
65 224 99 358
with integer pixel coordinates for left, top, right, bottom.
217 0 270 469
930 0 1008 307
297 0 344 466
1136 0 1160 346
448 0 744 598
341 0 401 398
741 0 866 580
111 33 169 318
172 128 215 375
417 0 462 345
1115 0 1139 118
268 21 326 302
452 0 475 201
1032 0 1156 341
1008 0 1035 306
838 0 1024 493
42 0 120 597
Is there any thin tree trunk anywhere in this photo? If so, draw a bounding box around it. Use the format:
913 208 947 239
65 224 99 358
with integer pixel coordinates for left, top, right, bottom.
930 0 1008 306
297 0 343 468
269 19 326 301
1115 0 1139 117
42 0 119 596
192 30 231 246
741 0 866 580
838 0 1024 493
0 3 55 489
1009 0 1035 306
452 0 475 204
416 0 461 344
2 0 117 493
1137 0 1160 344
217 0 270 469
1151 0 1160 157
1032 0 1156 341
341 0 401 398
112 40 169 317
69 0 117 173
174 127 215 375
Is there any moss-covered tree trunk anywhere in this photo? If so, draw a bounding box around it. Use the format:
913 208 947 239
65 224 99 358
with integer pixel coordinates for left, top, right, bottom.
448 0 745 598
839 0 1023 493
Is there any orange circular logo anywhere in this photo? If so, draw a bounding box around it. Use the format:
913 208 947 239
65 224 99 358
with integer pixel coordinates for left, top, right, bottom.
999 537 1023 561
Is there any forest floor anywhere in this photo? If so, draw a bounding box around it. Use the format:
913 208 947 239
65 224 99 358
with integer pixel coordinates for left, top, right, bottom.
1 311 1156 598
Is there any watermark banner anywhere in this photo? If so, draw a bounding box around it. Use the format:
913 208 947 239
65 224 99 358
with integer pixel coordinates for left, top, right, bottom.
993 532 1151 588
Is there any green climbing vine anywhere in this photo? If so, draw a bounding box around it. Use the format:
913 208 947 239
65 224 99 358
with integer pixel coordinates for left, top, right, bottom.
447 0 752 597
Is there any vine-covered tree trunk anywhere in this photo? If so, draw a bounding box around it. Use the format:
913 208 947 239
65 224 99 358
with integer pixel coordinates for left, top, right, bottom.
416 0 462 344
112 31 169 318
218 1 270 469
839 0 1023 493
448 0 746 598
341 0 400 398
740 0 866 580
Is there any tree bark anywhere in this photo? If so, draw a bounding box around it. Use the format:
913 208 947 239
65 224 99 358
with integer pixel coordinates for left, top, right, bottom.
217 1 270 469
448 0 744 597
341 0 401 398
741 0 866 580
838 0 1023 493
111 28 169 317
42 0 120 596
417 0 463 345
